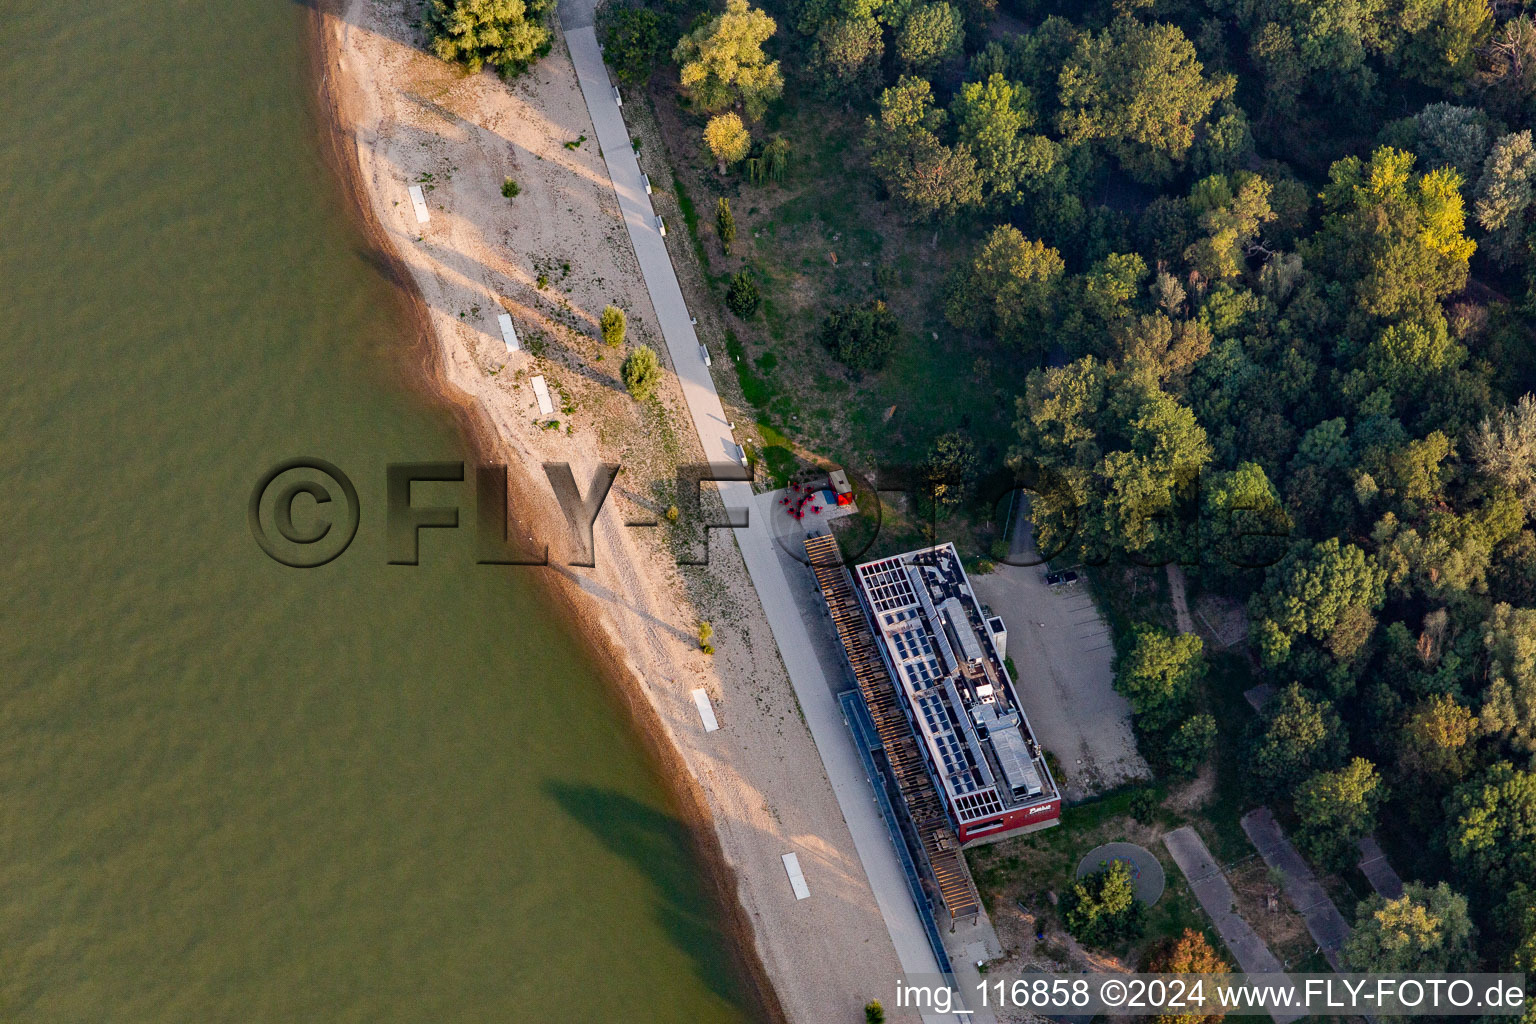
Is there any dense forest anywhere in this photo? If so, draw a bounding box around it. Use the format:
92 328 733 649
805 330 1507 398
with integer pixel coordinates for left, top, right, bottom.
431 0 1536 985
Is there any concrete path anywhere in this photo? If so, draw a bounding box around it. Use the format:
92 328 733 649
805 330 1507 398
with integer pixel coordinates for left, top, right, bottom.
1357 837 1405 900
1241 809 1351 970
1162 827 1301 1024
1243 683 1277 713
1166 564 1195 635
557 16 975 1022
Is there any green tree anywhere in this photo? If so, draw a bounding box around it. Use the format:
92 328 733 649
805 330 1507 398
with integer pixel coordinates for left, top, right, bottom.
426 0 551 76
1166 714 1216 775
622 344 663 401
1475 131 1536 264
1200 462 1290 579
821 300 900 371
1248 538 1386 666
1247 683 1348 797
1471 395 1536 512
601 5 666 84
726 270 760 317
762 135 790 181
867 77 981 220
894 2 964 73
1114 624 1205 732
1447 764 1536 893
1057 18 1233 184
1064 860 1144 947
704 114 752 174
1398 693 1477 784
1306 147 1475 321
600 304 626 347
1480 602 1536 755
924 431 978 509
1294 757 1384 870
811 17 884 99
673 0 784 120
1343 883 1475 973
1393 0 1490 91
716 197 737 253
951 74 1055 209
864 1000 886 1024
945 226 1064 355
1183 172 1275 284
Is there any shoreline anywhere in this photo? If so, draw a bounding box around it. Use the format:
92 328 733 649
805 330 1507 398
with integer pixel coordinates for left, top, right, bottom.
301 4 788 1021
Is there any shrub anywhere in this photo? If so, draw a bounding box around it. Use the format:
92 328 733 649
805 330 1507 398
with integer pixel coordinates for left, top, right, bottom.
501 177 520 198
622 344 662 400
600 5 665 84
726 270 760 317
600 304 626 347
820 299 899 371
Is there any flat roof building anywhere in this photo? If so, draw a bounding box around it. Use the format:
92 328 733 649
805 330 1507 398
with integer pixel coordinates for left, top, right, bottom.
852 543 1060 844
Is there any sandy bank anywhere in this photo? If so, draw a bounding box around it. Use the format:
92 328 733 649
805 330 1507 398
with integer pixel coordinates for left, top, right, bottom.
307 1 917 1020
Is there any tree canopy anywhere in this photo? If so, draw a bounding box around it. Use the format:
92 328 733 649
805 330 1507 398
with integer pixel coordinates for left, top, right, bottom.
426 0 551 76
673 0 784 120
1057 18 1234 183
1343 883 1476 973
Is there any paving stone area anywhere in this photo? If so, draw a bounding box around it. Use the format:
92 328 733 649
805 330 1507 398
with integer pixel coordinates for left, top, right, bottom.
1161 827 1301 1024
1241 809 1352 971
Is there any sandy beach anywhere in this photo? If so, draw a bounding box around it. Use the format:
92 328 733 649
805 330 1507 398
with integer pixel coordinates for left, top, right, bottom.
309 1 918 1020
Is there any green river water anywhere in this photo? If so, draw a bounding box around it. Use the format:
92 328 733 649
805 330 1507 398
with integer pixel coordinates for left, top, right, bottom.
0 2 759 1021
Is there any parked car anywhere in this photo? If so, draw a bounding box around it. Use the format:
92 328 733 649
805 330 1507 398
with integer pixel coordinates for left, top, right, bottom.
1044 570 1079 587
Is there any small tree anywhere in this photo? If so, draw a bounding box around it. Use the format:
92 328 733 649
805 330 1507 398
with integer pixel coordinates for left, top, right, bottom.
726 270 760 317
1064 860 1144 947
501 177 520 198
1146 929 1229 1024
716 197 737 254
763 135 790 181
600 305 626 347
622 344 662 401
704 113 752 173
864 1000 886 1024
698 620 714 654
1166 714 1216 775
924 430 978 509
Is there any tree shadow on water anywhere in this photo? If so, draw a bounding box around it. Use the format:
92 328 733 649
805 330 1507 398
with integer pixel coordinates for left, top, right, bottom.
545 781 755 1014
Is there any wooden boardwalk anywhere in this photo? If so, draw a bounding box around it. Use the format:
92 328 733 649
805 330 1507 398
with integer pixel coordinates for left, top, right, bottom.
804 534 981 920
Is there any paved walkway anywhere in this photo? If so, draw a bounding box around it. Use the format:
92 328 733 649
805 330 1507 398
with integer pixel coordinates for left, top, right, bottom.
1241 809 1351 970
1162 827 1301 1024
557 15 975 1023
1357 837 1405 900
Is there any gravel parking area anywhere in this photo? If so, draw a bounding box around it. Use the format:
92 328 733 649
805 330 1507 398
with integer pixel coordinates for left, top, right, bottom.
969 518 1148 800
